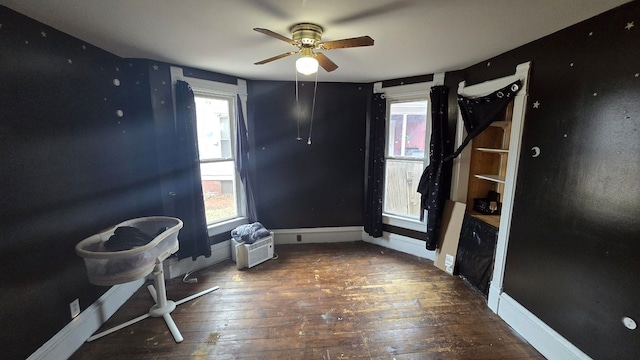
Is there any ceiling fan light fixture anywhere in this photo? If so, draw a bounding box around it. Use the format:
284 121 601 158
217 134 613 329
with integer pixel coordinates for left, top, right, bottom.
254 22 372 74
296 55 318 75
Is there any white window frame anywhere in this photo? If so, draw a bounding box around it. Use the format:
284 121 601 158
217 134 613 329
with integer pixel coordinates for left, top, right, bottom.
171 67 249 236
375 74 444 232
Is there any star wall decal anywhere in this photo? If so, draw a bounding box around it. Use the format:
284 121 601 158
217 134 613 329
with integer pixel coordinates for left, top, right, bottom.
533 101 540 109
41 31 46 37
67 59 73 64
625 21 635 30
152 64 159 70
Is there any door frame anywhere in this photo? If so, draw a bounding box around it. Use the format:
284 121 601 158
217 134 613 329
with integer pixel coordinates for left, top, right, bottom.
449 61 531 312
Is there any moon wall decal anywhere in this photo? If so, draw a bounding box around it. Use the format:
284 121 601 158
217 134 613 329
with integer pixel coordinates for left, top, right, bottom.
531 146 541 157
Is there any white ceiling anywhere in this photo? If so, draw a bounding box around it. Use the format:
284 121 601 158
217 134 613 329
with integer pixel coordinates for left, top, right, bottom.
1 0 631 82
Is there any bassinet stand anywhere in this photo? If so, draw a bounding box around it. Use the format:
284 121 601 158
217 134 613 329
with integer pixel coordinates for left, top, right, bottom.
76 217 219 344
87 259 219 343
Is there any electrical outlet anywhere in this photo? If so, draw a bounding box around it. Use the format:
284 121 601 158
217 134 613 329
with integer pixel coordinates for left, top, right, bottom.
296 234 302 242
70 298 80 319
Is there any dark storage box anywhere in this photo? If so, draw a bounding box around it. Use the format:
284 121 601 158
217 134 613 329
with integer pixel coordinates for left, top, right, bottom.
473 198 501 215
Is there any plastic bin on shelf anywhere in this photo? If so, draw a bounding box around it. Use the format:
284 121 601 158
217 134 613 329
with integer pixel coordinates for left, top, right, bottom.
75 216 183 286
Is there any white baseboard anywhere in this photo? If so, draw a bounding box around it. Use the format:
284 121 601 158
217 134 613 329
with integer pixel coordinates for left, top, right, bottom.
164 240 232 279
362 231 435 261
496 293 591 360
164 227 369 278
27 279 144 360
272 226 363 245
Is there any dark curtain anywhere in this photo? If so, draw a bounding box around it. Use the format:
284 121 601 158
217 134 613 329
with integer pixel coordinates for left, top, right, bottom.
417 86 452 250
363 93 386 237
418 81 522 251
173 80 211 260
235 94 257 222
444 80 522 162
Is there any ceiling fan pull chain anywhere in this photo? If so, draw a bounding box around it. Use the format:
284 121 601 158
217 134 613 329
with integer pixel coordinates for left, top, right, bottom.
295 70 302 141
307 71 318 145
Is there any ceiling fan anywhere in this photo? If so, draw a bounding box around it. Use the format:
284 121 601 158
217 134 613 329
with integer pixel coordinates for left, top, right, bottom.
253 23 374 75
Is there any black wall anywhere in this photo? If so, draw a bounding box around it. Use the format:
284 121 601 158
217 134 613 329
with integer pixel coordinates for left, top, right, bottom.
0 7 163 359
461 2 639 359
247 81 371 229
3 1 638 359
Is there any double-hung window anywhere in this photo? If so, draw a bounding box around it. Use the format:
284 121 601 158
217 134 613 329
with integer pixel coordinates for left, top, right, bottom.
171 68 248 235
381 83 432 231
193 92 240 225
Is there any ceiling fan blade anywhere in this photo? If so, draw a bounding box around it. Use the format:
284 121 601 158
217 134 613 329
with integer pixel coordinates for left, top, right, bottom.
315 52 338 72
253 28 296 45
318 36 374 50
254 51 298 65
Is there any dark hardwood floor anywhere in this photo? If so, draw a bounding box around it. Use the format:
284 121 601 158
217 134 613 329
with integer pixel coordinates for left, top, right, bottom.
70 241 543 359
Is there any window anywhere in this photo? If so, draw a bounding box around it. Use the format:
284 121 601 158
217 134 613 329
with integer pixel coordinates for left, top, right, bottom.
384 99 429 221
171 66 248 235
193 93 241 226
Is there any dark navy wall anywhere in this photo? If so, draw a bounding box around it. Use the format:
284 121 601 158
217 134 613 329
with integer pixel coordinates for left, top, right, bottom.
0 6 163 359
461 2 639 359
247 81 371 229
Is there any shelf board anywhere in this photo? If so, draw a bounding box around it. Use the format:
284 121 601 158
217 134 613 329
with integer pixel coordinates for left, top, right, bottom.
476 147 509 153
489 120 511 129
474 174 506 183
468 210 501 229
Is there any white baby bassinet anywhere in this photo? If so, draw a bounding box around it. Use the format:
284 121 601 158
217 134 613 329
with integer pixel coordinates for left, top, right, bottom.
75 216 219 343
76 216 182 286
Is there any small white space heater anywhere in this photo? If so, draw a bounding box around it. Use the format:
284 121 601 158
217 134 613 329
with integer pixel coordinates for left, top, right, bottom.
232 233 274 269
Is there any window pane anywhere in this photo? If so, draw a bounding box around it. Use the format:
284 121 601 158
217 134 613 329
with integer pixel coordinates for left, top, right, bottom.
388 101 427 158
200 161 237 224
383 159 424 218
194 97 232 160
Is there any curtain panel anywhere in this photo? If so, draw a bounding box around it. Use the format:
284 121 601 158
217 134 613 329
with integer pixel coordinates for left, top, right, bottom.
173 80 211 260
417 85 452 250
235 94 257 222
445 80 522 162
364 93 386 238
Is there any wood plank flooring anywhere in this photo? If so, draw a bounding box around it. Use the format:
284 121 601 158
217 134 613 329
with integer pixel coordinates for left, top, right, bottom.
70 241 543 359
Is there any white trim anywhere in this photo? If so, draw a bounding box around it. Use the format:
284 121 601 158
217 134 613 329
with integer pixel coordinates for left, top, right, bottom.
446 62 583 360
27 279 144 360
380 75 445 230
383 214 425 232
488 62 531 309
497 293 592 360
432 73 445 86
237 79 248 130
170 66 239 95
373 81 383 94
272 226 363 244
207 217 248 237
362 231 435 261
163 240 232 279
170 66 249 230
450 62 531 204
236 79 248 97
449 62 531 311
382 72 446 99
450 93 471 203
383 82 430 100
